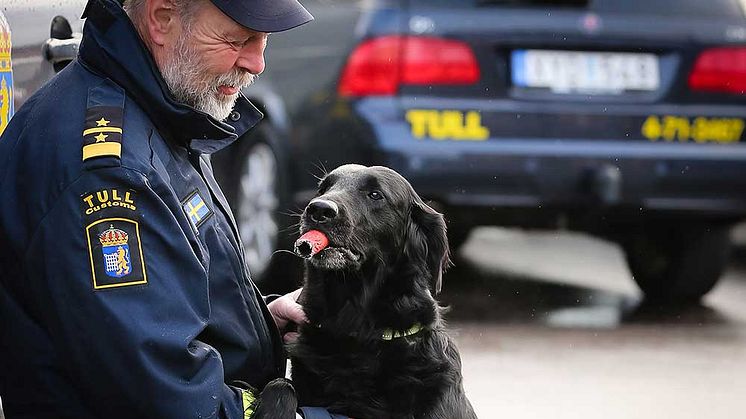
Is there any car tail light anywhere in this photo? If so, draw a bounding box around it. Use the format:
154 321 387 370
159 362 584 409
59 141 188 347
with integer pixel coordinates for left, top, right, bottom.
338 35 480 97
688 47 746 94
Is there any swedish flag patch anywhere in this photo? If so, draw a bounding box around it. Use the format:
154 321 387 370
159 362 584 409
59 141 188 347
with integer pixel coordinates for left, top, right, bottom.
182 190 213 231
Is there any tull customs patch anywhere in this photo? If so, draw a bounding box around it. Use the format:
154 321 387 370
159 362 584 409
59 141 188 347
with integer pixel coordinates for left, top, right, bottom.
81 188 137 217
86 218 147 290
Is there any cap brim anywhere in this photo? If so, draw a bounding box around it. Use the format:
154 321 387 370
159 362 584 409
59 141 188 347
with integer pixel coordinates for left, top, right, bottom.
210 0 314 33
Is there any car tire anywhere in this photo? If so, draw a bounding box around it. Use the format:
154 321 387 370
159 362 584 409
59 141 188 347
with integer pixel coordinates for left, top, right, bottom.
621 222 732 303
218 123 302 294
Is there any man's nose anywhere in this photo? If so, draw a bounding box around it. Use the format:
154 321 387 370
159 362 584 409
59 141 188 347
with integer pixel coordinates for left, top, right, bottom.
235 40 266 75
306 199 339 224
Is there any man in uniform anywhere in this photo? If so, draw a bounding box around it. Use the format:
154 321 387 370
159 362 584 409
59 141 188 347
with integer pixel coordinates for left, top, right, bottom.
0 0 342 417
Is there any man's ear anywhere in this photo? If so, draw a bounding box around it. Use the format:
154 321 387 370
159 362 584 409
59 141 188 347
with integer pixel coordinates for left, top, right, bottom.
144 0 180 47
404 195 451 294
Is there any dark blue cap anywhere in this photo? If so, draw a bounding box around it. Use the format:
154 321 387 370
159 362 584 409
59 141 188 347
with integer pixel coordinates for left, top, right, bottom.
209 0 313 32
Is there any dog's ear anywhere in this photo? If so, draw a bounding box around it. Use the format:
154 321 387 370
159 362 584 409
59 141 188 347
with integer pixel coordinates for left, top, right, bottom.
404 196 451 294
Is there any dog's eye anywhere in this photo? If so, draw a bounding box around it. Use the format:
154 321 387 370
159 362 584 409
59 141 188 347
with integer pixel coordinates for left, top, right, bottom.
368 191 384 200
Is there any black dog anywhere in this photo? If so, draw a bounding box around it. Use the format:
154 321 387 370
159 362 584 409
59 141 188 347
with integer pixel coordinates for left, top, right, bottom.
291 164 477 419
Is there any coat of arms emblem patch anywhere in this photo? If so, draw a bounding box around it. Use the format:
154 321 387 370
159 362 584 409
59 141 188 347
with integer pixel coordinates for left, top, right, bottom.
87 218 147 290
100 226 132 278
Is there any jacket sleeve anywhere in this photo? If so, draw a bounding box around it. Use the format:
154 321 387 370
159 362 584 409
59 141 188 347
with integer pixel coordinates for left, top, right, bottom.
24 165 255 419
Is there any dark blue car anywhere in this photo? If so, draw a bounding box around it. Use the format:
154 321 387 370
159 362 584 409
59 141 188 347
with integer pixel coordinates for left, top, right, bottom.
6 0 745 301
212 0 746 302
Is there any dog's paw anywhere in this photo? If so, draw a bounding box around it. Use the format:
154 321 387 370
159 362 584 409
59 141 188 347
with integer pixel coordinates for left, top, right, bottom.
253 378 299 419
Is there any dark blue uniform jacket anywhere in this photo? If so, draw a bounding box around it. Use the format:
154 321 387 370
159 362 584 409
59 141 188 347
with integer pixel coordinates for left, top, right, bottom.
0 0 285 417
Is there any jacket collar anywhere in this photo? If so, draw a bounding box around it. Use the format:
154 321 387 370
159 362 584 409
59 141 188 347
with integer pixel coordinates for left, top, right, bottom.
78 0 263 153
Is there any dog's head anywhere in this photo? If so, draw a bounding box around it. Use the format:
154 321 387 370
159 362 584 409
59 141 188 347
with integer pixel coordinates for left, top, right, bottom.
296 164 450 293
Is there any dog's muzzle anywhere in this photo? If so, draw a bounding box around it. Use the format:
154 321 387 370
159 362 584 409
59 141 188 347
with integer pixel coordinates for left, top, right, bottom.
306 199 339 224
295 230 329 258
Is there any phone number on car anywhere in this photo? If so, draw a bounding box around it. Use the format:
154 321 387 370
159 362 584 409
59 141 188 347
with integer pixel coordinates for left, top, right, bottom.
642 115 744 144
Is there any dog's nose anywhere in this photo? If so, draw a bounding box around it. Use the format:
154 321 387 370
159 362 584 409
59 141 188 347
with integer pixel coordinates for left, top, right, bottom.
307 199 338 223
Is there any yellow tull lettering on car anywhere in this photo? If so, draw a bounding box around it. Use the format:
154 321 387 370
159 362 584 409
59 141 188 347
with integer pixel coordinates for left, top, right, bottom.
642 115 745 144
406 110 489 141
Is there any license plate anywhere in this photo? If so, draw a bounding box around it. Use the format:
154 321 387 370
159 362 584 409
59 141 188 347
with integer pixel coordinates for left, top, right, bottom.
511 49 660 94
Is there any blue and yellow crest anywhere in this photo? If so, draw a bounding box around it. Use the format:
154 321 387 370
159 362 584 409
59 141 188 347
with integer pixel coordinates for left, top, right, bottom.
0 13 14 136
99 226 132 278
87 218 147 290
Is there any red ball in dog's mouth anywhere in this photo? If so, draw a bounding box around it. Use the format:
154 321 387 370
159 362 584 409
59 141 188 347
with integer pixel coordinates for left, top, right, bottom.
294 230 329 259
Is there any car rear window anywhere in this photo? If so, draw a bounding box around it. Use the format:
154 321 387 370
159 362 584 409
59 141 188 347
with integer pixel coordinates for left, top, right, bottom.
412 0 745 18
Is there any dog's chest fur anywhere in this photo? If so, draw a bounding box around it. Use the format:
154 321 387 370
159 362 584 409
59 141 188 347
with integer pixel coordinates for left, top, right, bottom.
289 269 469 419
291 323 460 419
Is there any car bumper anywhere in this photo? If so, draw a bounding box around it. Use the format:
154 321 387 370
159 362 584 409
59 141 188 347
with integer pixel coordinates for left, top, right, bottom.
294 98 746 219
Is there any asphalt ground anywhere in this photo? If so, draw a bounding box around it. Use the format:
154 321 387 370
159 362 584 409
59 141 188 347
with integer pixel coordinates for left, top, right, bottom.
441 227 746 419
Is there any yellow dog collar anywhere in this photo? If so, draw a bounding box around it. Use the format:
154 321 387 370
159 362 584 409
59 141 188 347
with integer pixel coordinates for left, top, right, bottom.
381 323 424 341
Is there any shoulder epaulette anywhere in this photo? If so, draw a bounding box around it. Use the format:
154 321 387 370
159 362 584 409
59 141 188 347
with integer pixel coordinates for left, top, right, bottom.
82 79 125 163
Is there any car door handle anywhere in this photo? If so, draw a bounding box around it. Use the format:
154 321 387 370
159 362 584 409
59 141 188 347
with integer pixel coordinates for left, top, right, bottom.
43 36 81 65
43 15 81 72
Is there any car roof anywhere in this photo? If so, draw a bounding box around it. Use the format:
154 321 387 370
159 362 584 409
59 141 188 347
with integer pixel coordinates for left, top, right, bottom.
408 0 746 19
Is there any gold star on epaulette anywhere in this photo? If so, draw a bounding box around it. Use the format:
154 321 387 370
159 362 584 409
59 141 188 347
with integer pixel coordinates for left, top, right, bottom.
82 105 123 162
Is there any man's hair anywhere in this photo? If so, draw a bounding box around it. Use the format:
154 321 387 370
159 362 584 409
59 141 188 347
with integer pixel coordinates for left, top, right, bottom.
123 0 204 31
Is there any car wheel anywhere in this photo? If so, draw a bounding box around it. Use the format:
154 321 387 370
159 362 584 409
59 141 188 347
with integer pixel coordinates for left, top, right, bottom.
237 141 280 280
224 124 301 293
621 222 732 303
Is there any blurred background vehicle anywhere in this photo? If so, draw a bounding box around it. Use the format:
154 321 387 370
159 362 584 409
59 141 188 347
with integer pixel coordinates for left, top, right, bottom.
6 0 746 302
212 0 746 303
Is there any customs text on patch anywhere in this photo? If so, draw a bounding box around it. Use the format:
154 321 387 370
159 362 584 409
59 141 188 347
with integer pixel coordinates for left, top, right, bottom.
81 188 137 217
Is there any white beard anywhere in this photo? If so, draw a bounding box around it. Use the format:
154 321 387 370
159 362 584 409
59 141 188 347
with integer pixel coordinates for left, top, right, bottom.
160 34 255 121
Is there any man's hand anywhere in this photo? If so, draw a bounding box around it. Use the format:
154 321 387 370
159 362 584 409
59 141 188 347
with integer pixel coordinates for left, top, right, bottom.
267 288 307 343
